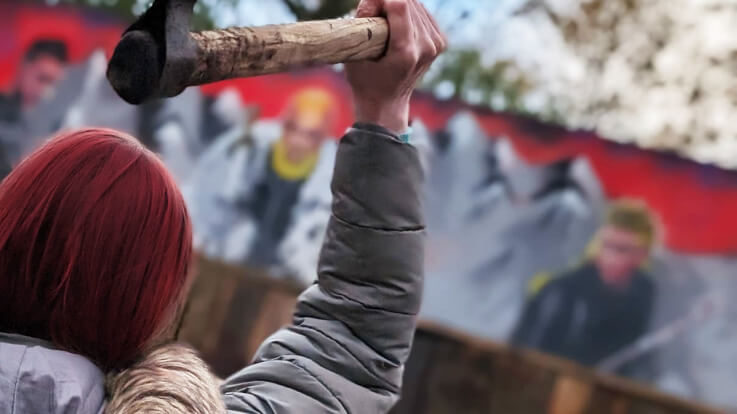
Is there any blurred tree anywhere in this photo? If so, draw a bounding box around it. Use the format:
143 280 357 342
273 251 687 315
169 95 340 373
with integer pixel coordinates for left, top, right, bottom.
282 0 359 20
484 0 737 168
51 0 218 29
53 0 360 28
424 49 532 114
55 0 138 21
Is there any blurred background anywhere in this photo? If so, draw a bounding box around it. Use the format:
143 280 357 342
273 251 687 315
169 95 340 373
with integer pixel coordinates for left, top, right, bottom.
2 0 737 413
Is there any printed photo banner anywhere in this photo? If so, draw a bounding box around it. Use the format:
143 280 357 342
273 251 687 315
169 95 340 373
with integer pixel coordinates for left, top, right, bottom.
2 3 737 254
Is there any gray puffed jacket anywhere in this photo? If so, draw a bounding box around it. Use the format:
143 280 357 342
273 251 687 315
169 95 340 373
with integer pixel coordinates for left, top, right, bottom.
0 125 425 414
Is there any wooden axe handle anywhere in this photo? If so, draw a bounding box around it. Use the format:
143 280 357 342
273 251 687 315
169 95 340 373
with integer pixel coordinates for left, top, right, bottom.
189 17 388 85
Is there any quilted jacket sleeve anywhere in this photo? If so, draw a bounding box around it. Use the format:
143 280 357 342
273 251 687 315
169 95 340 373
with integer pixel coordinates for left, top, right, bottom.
220 124 425 414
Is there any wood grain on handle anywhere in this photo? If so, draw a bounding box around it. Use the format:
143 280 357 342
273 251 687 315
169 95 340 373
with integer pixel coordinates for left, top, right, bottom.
189 17 388 85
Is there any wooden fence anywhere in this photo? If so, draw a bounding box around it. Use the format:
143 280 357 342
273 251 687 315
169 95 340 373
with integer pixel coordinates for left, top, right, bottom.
390 323 724 414
177 256 302 376
178 256 725 414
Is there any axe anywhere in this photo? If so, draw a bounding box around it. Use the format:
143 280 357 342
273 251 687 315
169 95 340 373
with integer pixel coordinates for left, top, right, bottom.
107 0 389 105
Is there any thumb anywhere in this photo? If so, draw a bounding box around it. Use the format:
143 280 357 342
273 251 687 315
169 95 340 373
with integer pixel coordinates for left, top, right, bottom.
356 0 384 17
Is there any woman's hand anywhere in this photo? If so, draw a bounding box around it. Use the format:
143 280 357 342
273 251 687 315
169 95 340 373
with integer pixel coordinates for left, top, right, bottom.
346 0 447 135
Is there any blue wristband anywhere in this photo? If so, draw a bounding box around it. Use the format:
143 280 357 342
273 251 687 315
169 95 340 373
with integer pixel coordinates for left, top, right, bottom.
399 127 413 144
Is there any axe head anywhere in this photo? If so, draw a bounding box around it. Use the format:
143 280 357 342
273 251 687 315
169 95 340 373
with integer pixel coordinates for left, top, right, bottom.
107 0 197 104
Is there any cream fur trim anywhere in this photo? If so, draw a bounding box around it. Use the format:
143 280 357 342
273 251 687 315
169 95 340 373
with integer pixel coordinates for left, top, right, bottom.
105 343 225 413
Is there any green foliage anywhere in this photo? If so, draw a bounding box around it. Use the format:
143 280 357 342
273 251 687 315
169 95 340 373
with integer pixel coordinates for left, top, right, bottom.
49 0 359 28
283 0 359 20
52 0 136 21
51 0 217 30
424 49 530 113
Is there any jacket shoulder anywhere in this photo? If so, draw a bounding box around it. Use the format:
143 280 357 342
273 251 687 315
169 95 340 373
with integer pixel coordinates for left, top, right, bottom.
0 336 106 414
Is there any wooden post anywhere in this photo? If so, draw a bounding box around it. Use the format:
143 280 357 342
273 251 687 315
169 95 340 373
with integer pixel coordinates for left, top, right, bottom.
548 376 593 414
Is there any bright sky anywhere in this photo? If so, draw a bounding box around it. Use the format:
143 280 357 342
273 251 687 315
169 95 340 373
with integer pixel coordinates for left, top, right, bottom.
421 0 523 47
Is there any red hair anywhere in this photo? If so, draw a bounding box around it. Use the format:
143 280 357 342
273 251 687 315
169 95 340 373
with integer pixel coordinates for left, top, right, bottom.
0 128 192 370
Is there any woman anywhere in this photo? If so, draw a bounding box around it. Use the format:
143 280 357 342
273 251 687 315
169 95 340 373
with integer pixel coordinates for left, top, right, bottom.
0 0 445 412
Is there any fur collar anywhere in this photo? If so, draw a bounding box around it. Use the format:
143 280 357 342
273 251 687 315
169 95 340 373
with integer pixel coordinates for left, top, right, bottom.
105 343 225 413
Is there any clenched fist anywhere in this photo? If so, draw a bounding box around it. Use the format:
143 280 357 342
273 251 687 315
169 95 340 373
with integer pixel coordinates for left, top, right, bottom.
346 0 447 134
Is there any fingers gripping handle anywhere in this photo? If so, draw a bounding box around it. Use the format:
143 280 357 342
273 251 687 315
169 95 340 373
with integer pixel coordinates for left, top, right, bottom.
190 18 389 86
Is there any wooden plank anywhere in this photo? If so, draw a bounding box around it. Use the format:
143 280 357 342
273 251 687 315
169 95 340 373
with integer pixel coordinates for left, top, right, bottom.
244 288 297 360
549 376 593 414
178 255 302 377
178 264 726 414
414 321 726 414
389 331 437 414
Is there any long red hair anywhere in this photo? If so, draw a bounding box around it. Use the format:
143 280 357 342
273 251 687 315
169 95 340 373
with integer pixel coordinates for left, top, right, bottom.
0 128 192 370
